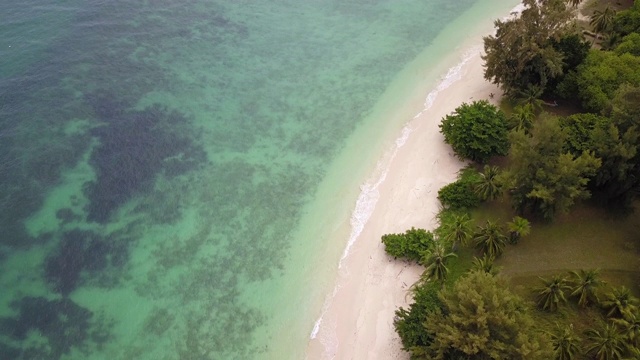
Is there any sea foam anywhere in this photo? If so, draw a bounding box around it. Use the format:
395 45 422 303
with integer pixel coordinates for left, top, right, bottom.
309 49 481 355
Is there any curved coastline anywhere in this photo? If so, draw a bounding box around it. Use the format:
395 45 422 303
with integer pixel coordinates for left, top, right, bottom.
305 2 520 358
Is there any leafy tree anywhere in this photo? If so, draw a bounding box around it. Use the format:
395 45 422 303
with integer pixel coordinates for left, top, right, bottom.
570 269 604 308
559 94 640 208
474 165 503 201
574 50 640 113
507 216 531 244
437 212 473 250
615 32 640 56
590 6 618 42
437 167 482 210
473 220 507 258
381 227 433 262
394 282 441 353
508 116 601 219
439 100 509 163
471 254 499 275
550 324 582 360
585 322 626 360
421 243 457 285
420 271 552 359
535 275 571 312
611 0 640 40
602 286 639 319
483 0 573 96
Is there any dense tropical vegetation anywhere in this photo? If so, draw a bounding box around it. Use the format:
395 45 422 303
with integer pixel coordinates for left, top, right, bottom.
382 0 640 358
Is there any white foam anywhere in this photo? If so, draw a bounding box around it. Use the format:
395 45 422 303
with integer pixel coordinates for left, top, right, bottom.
309 49 481 359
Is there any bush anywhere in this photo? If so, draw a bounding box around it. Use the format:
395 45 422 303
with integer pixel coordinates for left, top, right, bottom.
381 227 433 262
394 282 441 351
439 101 509 162
437 167 482 210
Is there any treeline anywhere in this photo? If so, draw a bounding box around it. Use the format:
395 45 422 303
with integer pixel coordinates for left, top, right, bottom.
382 0 640 359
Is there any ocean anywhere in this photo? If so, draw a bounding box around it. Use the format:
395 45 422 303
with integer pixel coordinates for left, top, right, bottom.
0 0 517 359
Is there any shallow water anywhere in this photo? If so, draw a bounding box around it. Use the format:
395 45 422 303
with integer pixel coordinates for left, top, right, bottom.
0 0 512 359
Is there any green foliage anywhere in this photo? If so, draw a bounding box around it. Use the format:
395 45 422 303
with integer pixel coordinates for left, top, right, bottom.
473 219 507 258
439 100 509 163
470 254 499 275
574 50 640 113
508 115 601 219
437 167 482 210
420 244 457 285
535 275 571 312
509 103 536 132
585 323 626 360
507 216 531 244
611 0 640 40
483 0 572 96
615 33 640 56
436 211 473 250
590 6 617 37
611 311 640 350
474 165 504 201
569 269 604 308
419 271 552 359
381 227 433 262
550 324 582 360
394 282 441 352
560 89 640 207
602 286 639 319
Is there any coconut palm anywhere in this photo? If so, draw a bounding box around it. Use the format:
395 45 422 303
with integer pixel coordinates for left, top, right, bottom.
421 243 457 285
602 286 639 319
475 165 503 201
570 269 604 308
473 220 507 258
517 84 545 111
585 322 625 360
611 311 640 349
471 254 499 275
509 103 535 133
550 324 581 360
507 216 531 245
439 213 473 250
590 6 617 42
536 275 571 312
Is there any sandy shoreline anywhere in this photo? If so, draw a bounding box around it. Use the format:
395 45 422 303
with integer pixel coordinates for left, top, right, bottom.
305 32 504 359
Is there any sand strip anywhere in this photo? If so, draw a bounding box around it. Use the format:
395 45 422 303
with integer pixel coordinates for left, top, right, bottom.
305 35 504 359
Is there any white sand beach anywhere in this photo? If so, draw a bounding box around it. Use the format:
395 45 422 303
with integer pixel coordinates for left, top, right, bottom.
305 30 505 360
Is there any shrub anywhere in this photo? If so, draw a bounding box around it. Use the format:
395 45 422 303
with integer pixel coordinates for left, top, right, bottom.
381 227 433 262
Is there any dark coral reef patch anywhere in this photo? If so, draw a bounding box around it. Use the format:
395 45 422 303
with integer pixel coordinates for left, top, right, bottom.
44 230 129 296
83 93 207 223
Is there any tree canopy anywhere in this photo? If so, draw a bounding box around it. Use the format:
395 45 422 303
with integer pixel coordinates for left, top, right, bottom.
483 0 573 96
508 115 601 219
420 271 552 359
439 100 509 163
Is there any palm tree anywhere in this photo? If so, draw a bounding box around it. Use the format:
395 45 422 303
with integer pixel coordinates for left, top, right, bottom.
590 6 617 43
602 286 639 319
421 243 457 285
536 275 571 312
471 254 499 275
585 322 625 360
509 103 535 133
439 213 473 250
475 165 503 201
570 269 605 308
517 84 544 111
473 220 507 258
507 216 531 245
550 324 581 360
611 311 640 349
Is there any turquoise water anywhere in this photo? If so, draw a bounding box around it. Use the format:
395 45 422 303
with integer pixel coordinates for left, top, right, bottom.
0 0 515 359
